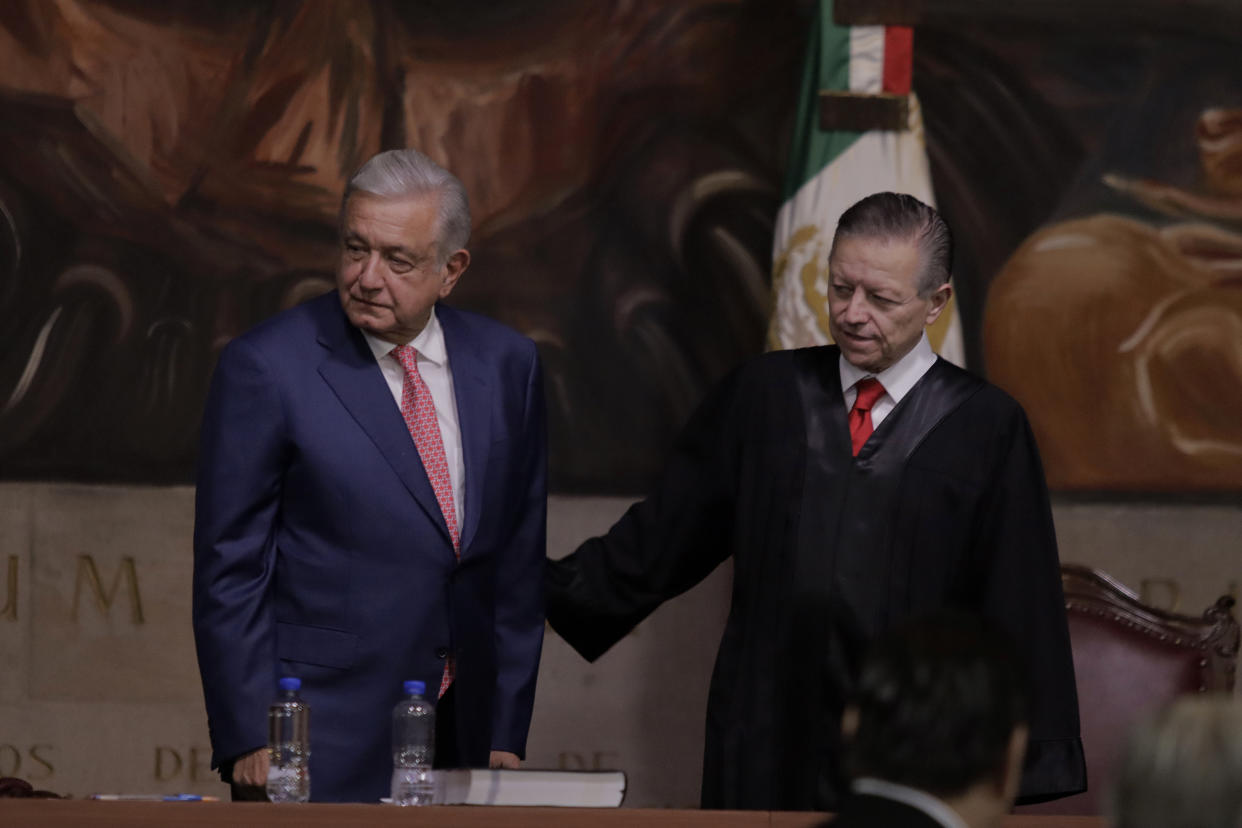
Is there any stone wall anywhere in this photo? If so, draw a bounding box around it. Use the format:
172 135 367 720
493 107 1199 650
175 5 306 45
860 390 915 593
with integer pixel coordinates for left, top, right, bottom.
0 483 1237 803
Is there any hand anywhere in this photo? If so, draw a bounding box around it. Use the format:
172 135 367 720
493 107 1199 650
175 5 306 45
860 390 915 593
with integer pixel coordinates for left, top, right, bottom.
489 750 520 769
231 748 270 787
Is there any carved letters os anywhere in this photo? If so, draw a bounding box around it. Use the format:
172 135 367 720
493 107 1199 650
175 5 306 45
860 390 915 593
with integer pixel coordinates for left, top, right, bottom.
0 744 54 778
72 555 144 624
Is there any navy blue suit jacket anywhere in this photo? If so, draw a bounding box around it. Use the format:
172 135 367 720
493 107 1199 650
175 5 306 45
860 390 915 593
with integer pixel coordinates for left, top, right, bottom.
192 293 546 802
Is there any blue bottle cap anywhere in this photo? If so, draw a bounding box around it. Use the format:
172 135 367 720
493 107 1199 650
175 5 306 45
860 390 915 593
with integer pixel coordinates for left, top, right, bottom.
279 676 301 691
403 680 426 696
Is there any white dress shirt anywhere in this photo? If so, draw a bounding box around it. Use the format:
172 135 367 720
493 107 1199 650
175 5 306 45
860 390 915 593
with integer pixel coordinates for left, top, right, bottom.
852 777 970 828
839 332 939 429
363 308 465 529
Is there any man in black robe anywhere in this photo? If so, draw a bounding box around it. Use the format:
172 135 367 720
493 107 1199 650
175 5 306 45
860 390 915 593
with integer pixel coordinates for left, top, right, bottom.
545 192 1086 811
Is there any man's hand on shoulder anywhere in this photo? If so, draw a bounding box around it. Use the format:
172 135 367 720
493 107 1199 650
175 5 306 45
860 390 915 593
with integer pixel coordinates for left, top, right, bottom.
489 751 521 769
231 748 270 787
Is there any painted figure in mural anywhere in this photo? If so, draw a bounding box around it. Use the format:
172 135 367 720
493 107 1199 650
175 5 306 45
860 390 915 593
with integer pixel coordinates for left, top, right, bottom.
817 612 1029 828
547 193 1085 811
985 107 1242 490
192 149 547 802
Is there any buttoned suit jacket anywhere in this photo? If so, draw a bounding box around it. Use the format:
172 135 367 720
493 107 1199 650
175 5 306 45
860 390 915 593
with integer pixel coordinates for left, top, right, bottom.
193 292 546 802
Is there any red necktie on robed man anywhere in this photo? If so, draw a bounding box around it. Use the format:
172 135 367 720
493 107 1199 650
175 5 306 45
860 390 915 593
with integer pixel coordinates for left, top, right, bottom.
849 377 886 456
392 344 458 698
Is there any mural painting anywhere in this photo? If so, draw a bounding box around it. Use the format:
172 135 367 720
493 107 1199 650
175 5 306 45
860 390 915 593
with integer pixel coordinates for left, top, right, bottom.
1 0 1238 492
0 0 802 491
910 3 1242 491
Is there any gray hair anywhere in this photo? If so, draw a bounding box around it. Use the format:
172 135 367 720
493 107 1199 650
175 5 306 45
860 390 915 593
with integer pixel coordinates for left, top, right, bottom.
343 148 471 262
829 192 953 297
1109 696 1242 828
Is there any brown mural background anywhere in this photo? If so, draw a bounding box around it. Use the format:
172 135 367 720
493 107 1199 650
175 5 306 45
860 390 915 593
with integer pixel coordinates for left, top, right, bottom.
1 0 1240 492
0 0 804 491
907 3 1242 490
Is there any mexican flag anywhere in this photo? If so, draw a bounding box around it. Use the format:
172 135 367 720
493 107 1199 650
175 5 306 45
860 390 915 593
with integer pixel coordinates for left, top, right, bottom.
768 0 965 366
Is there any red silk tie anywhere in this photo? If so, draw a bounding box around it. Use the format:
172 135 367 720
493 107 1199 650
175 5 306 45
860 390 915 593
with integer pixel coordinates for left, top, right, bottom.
392 345 459 697
849 378 886 456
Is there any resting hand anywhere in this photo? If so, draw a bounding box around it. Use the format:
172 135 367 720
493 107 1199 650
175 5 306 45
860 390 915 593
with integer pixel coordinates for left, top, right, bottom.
232 748 270 787
489 750 521 769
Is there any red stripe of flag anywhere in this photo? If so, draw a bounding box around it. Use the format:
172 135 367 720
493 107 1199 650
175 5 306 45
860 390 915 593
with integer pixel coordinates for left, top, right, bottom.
881 26 913 96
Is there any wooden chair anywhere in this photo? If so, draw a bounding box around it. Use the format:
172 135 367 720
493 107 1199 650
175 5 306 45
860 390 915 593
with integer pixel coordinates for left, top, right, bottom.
1022 563 1239 815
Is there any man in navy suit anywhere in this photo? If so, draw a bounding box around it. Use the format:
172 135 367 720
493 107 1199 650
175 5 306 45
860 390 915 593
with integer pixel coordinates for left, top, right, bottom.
821 612 1029 828
192 148 547 802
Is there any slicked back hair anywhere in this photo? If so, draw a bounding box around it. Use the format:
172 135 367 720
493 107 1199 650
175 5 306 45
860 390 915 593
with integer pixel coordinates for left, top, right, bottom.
830 192 953 296
843 611 1029 799
342 148 471 264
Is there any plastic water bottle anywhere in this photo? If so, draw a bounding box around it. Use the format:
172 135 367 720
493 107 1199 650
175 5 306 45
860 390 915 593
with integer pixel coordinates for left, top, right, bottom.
266 676 310 803
391 679 436 806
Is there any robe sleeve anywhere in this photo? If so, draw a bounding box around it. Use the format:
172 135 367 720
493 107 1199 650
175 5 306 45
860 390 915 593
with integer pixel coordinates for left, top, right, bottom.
545 370 743 661
970 405 1087 803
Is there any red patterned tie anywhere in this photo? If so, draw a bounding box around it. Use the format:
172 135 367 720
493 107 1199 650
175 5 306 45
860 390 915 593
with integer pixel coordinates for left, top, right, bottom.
392 345 458 697
849 377 886 456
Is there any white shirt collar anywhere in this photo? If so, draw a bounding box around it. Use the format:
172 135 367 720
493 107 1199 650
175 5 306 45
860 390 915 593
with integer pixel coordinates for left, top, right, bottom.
851 778 970 828
362 306 447 366
838 332 937 403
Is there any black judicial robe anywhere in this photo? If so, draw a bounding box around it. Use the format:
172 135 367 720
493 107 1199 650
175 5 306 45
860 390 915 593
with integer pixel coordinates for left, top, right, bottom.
546 345 1086 811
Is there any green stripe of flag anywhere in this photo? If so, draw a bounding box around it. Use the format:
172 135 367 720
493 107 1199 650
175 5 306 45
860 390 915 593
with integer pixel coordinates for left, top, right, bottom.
781 0 862 201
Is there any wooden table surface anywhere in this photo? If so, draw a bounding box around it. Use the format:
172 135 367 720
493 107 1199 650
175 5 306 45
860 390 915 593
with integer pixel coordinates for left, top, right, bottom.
0 800 1108 827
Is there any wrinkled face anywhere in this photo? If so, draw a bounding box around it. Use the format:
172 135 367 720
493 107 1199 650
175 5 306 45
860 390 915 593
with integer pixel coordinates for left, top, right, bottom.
336 192 469 344
826 235 950 373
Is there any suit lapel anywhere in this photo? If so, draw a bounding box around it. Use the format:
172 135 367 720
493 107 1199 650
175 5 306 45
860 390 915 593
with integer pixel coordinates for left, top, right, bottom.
439 305 491 555
314 298 453 546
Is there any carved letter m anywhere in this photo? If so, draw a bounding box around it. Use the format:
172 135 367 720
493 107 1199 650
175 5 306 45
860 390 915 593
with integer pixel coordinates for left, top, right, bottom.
72 555 145 624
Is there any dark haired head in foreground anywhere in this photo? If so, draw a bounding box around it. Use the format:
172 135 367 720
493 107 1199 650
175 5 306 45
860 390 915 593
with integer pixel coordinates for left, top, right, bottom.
825 612 1029 828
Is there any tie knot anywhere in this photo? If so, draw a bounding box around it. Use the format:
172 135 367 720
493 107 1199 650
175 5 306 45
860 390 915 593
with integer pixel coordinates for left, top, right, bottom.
391 344 419 374
853 378 886 411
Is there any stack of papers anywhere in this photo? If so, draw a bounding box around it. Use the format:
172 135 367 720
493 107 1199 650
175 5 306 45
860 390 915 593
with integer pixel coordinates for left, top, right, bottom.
434 769 627 807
